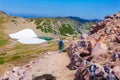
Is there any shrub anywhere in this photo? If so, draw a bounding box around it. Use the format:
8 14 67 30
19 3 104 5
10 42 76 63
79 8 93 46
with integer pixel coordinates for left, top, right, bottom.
36 25 43 29
59 23 75 35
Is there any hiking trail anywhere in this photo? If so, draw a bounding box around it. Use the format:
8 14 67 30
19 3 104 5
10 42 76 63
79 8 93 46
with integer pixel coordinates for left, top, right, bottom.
24 52 76 80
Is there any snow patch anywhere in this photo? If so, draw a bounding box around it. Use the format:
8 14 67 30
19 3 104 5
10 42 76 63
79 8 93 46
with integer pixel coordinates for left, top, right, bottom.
9 29 47 44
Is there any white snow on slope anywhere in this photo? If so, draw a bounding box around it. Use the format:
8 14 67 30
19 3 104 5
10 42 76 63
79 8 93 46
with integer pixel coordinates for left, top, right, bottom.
9 29 47 44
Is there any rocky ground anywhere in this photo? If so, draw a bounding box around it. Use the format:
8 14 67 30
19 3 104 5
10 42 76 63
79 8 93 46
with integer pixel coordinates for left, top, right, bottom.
64 12 120 80
0 52 76 80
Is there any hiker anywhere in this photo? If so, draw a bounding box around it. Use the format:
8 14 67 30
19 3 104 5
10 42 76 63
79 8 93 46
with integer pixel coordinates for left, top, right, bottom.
58 38 64 53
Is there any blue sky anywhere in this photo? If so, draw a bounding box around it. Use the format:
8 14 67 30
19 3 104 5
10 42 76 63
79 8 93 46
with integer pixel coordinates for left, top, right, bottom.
0 0 120 19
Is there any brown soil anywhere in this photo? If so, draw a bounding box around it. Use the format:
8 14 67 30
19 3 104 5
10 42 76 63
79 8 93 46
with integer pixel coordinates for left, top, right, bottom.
24 52 76 80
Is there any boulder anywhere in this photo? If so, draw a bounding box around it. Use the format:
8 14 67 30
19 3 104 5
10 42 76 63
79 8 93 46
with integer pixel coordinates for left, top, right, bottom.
89 38 97 48
113 66 120 79
90 21 106 34
81 33 88 39
104 15 114 19
91 42 108 58
116 35 120 43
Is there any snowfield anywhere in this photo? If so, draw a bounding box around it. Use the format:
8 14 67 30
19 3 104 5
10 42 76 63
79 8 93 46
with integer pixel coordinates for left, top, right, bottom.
9 29 47 44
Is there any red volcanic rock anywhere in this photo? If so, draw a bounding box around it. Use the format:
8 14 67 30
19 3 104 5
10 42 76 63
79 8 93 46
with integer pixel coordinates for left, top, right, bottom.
113 66 120 79
114 12 120 19
104 15 114 19
69 12 120 80
91 42 108 58
116 35 120 43
90 21 106 34
81 33 88 39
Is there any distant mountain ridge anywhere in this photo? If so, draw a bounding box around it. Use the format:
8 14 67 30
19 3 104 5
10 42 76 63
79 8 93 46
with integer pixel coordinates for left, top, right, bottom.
7 12 101 22
65 16 101 24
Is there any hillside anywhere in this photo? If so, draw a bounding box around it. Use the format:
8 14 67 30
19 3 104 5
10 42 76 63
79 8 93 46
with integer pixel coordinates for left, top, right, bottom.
7 11 100 36
0 11 100 44
27 17 98 36
0 11 9 46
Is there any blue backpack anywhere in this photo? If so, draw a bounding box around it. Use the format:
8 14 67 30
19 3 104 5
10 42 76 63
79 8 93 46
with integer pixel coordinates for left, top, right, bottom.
59 40 63 46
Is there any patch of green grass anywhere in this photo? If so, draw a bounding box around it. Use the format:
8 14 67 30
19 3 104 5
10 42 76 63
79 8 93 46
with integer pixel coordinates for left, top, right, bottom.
0 17 3 25
0 59 5 64
10 55 21 60
0 39 8 46
0 53 7 56
0 41 57 65
0 32 8 46
0 18 9 46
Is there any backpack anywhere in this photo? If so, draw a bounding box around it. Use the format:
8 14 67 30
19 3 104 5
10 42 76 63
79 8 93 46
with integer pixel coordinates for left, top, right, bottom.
59 40 63 46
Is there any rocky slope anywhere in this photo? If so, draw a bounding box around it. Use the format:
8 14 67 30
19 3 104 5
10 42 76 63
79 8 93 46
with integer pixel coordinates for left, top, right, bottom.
64 12 120 79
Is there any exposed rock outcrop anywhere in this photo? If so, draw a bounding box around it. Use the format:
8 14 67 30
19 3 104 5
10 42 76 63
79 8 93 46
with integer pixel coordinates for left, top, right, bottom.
65 12 120 80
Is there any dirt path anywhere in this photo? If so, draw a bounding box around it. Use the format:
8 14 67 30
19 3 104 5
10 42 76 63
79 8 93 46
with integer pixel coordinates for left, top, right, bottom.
1 51 76 80
25 52 76 80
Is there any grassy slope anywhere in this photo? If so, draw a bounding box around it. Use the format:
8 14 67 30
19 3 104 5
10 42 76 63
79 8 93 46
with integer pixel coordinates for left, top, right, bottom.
33 18 96 36
0 14 58 75
0 41 58 75
0 41 57 64
0 17 9 46
30 18 82 36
